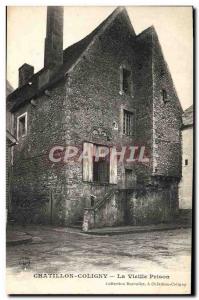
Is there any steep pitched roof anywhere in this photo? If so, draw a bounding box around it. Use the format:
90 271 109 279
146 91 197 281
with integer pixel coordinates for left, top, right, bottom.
136 25 183 115
152 26 183 114
182 105 193 127
8 7 135 112
6 80 14 97
62 7 132 72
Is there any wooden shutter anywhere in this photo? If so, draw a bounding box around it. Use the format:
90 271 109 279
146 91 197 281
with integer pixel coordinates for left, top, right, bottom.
109 148 118 184
83 142 93 182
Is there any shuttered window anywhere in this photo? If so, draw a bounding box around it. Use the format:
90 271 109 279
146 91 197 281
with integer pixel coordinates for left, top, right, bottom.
82 142 94 182
82 143 117 184
110 148 118 184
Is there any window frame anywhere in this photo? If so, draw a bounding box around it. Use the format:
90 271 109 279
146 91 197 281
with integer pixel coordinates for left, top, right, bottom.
93 144 110 184
119 65 132 96
123 109 134 136
122 68 131 95
82 142 117 185
17 112 27 140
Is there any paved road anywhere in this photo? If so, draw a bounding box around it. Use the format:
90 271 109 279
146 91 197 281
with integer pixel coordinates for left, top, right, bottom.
6 226 191 274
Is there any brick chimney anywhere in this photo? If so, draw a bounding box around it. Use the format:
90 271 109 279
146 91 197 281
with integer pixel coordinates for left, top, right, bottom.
44 6 64 68
18 63 34 87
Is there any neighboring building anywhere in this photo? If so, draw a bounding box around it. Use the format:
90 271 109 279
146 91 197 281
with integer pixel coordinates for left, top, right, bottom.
7 7 182 228
179 105 193 210
6 80 17 216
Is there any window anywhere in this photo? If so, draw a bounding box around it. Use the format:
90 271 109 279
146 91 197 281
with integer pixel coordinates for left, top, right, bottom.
162 89 168 103
93 157 109 183
123 110 134 136
93 145 109 183
122 68 131 95
82 142 117 184
185 159 188 166
17 112 27 139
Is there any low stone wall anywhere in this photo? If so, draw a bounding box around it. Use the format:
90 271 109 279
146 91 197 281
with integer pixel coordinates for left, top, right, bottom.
126 183 178 225
82 191 126 231
94 192 126 228
82 180 179 230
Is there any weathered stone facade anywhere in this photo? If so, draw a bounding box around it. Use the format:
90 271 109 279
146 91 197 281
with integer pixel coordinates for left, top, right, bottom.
7 7 182 227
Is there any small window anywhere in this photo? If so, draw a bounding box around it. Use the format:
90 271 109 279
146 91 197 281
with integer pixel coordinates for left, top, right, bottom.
17 112 27 139
185 159 188 166
123 110 134 136
122 68 131 95
162 89 168 103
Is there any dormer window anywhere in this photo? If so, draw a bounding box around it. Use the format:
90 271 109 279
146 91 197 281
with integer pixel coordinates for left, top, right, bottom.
17 112 27 139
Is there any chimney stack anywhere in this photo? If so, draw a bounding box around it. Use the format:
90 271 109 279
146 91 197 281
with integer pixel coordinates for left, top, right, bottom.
18 63 34 87
44 6 64 68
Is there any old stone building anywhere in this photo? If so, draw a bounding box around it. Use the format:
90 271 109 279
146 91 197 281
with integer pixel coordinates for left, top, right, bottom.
7 7 182 228
179 105 193 210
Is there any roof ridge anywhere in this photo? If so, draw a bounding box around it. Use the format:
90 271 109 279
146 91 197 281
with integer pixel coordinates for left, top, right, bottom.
183 104 193 114
63 6 134 74
136 25 155 38
8 6 136 110
63 7 124 53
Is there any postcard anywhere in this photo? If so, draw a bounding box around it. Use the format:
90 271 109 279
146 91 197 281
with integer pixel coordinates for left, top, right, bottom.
6 6 193 295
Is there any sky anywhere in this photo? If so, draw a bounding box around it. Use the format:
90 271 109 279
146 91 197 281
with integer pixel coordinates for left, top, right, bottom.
7 6 193 110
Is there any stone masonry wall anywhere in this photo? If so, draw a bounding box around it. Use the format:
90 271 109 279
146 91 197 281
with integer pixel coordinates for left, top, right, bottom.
83 180 179 230
60 11 155 224
133 28 154 183
126 181 179 225
152 29 182 178
11 81 69 224
94 192 126 228
10 10 181 226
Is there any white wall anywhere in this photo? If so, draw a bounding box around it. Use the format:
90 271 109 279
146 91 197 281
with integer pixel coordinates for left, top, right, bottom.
179 126 193 209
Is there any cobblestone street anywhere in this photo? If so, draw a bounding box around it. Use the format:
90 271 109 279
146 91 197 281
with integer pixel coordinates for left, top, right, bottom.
6 226 191 274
